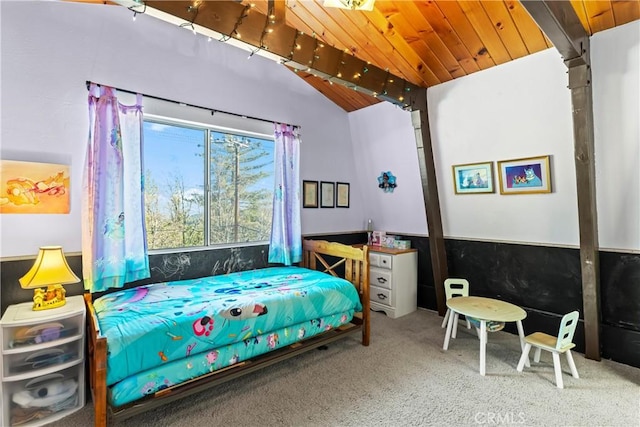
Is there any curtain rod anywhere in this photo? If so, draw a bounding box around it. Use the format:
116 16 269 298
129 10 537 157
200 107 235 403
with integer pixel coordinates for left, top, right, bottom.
85 81 297 129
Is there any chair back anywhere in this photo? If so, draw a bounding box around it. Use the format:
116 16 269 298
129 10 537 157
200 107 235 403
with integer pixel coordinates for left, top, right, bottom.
556 311 580 350
444 278 469 300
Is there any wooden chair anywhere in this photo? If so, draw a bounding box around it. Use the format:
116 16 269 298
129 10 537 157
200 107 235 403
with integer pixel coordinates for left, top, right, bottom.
516 310 580 388
441 278 471 338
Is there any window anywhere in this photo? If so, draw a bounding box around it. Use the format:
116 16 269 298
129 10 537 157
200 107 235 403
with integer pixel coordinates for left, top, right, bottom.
143 118 274 251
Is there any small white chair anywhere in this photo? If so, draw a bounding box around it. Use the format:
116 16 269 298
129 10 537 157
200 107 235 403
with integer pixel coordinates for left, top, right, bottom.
441 278 471 338
516 310 580 389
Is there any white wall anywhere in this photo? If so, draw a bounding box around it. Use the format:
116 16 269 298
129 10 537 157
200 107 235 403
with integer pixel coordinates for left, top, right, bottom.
2 2 638 257
348 102 428 235
0 1 365 257
349 21 640 252
591 21 640 251
429 48 578 246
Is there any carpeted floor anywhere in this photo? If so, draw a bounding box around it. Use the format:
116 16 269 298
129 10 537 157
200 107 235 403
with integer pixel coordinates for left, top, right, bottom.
52 309 640 427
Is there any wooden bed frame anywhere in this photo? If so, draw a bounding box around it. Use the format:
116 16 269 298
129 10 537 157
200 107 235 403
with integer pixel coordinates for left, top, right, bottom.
84 239 369 427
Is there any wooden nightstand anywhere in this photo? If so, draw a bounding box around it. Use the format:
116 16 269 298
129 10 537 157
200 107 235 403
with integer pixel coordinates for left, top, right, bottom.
0 295 85 426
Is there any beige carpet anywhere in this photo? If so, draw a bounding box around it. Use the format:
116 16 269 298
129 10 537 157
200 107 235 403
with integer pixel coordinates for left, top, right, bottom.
51 309 640 427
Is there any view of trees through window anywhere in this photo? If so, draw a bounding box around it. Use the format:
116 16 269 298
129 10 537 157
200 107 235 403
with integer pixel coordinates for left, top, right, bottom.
143 119 274 250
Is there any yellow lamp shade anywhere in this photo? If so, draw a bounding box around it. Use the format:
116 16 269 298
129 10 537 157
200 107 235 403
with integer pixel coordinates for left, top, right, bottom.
19 246 79 311
19 246 79 289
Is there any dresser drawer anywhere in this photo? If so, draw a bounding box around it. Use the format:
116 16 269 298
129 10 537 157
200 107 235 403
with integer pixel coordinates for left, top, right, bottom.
370 286 393 307
370 253 392 269
370 268 392 290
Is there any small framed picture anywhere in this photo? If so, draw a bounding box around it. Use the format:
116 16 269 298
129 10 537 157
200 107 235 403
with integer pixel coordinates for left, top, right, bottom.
497 155 551 195
336 182 350 208
451 161 494 194
320 181 335 208
302 180 318 208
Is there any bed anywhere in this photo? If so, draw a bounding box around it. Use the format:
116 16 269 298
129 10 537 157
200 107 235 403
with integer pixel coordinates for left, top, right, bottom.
85 239 370 426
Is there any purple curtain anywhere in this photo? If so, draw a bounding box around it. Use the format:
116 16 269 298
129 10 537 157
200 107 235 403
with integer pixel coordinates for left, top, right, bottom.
268 123 301 265
82 83 149 292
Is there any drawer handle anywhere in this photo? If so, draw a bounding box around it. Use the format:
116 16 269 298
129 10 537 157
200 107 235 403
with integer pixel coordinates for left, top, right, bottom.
377 293 387 300
376 277 387 284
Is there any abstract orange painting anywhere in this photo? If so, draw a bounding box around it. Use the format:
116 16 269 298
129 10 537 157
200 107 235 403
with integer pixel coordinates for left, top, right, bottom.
0 160 70 214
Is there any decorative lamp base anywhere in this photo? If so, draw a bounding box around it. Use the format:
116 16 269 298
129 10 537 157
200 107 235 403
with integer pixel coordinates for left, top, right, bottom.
32 284 67 311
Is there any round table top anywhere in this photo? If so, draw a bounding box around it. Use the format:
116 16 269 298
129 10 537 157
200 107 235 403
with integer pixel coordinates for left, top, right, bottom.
446 296 527 322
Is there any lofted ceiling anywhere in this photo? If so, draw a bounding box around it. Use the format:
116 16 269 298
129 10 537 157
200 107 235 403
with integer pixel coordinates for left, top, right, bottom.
70 0 639 111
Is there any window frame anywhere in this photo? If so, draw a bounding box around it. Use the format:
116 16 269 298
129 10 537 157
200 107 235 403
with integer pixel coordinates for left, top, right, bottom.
143 113 275 253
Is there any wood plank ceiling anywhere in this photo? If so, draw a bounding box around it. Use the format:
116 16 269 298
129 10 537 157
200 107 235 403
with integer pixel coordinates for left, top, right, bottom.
70 0 640 111
249 0 640 111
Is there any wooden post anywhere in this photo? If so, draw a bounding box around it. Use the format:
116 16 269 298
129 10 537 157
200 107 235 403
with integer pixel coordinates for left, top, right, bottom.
521 0 601 360
568 63 601 360
410 88 448 316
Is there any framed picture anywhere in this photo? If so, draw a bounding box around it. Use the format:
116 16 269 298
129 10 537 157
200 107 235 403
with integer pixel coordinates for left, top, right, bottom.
336 182 350 208
302 180 318 208
320 181 335 208
0 160 71 214
451 161 494 194
497 155 551 195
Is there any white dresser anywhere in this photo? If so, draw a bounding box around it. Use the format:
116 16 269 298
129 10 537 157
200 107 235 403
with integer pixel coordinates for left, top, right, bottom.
369 247 418 319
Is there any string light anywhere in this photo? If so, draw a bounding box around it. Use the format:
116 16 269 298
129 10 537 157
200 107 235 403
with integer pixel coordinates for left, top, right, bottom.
220 4 250 43
248 47 261 59
128 3 146 22
179 4 199 35
130 1 412 108
180 22 197 35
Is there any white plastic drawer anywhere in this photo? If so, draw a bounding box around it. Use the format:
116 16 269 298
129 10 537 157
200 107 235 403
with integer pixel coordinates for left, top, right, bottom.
3 317 83 352
370 286 392 307
3 339 83 380
4 365 82 426
370 268 392 290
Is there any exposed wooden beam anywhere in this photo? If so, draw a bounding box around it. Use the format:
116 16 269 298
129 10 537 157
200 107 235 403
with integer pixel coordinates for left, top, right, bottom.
139 1 420 107
410 89 448 317
267 0 286 29
520 0 589 67
522 0 600 361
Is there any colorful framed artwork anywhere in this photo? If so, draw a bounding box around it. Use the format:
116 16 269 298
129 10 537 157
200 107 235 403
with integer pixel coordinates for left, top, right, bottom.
320 181 335 208
497 155 551 195
302 180 318 208
452 161 494 194
336 182 350 208
0 160 70 214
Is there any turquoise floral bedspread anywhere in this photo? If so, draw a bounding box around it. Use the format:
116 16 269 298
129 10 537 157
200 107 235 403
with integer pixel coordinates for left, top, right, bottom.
109 311 351 407
94 266 362 386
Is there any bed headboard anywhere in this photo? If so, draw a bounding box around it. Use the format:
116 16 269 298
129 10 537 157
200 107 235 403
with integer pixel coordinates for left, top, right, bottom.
301 239 369 296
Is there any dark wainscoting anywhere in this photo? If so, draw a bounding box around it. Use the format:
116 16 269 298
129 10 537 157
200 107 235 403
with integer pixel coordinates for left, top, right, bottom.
1 245 270 314
2 235 637 368
402 235 640 369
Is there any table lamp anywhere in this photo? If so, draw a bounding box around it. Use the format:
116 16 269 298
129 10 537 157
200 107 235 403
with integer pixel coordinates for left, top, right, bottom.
19 246 80 311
